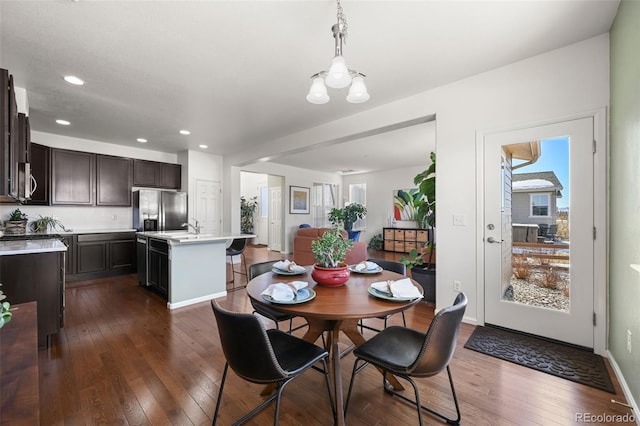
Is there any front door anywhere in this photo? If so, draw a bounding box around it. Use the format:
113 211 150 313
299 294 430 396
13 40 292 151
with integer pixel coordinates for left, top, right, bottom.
484 118 594 348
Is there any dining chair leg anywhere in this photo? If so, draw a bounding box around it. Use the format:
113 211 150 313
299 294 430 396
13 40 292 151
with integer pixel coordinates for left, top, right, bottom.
401 311 407 327
212 363 229 426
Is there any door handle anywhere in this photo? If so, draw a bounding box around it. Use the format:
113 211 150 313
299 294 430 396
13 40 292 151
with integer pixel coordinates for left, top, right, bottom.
487 236 503 244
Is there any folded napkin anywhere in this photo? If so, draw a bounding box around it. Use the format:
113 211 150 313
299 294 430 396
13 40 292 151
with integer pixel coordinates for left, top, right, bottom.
273 259 306 273
354 261 380 272
261 281 308 302
371 278 423 299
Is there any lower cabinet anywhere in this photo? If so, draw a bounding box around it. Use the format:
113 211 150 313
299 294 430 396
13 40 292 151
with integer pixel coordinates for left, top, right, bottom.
0 251 64 348
67 232 136 282
147 238 169 296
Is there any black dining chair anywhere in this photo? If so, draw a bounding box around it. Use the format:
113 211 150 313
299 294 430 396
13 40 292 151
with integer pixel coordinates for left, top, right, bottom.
226 238 248 290
210 300 334 425
358 258 408 333
345 292 468 425
249 260 307 334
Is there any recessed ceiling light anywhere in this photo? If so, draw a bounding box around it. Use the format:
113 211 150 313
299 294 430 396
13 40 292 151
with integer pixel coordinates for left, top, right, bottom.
56 119 71 126
63 75 84 86
179 130 191 135
137 138 147 143
199 144 208 149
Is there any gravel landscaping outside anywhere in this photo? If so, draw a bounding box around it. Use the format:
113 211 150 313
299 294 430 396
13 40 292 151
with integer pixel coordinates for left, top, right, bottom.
504 268 570 312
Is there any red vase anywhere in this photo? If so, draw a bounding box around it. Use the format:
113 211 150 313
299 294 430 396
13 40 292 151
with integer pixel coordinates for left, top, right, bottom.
312 263 350 286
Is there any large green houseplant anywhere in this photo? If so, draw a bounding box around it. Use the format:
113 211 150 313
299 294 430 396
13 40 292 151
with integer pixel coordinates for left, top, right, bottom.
328 202 367 241
240 196 258 234
310 228 354 286
400 151 436 302
0 284 12 329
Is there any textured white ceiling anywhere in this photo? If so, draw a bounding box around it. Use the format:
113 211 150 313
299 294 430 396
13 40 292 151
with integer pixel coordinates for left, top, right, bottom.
0 1 619 173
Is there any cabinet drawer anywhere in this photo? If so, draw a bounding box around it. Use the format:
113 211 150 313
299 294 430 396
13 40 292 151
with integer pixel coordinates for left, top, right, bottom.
394 230 405 240
405 241 417 252
384 240 395 251
417 230 429 242
404 230 417 240
394 241 405 252
384 229 394 239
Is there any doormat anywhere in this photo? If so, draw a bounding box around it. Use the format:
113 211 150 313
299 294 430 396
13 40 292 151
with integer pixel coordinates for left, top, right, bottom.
464 325 614 393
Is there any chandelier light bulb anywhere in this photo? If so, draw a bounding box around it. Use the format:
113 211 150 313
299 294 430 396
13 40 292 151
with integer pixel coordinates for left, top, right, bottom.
325 56 352 89
346 76 370 103
306 77 330 104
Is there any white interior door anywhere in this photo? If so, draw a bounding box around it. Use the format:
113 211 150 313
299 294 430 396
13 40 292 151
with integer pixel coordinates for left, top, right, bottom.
484 118 594 348
195 179 221 236
256 185 268 245
269 186 282 252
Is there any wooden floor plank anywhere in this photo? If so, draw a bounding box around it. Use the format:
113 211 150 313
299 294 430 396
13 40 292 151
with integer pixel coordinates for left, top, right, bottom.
35 244 632 425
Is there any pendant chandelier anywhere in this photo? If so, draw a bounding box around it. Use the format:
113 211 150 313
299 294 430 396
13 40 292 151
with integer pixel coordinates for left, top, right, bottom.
306 0 369 104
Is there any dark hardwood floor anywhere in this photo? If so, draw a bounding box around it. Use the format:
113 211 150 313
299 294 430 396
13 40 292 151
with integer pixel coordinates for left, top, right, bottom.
38 244 632 425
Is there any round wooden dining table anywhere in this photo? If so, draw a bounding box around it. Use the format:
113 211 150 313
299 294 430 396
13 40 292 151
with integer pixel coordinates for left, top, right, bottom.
246 268 423 426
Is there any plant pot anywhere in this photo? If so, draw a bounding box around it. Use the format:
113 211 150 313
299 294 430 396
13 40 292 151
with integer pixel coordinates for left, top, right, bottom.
347 230 361 241
312 263 350 287
4 220 27 235
410 264 435 304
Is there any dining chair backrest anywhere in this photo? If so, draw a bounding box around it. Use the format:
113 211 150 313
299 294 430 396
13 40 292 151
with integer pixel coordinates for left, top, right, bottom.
211 300 287 383
227 237 248 254
249 260 279 280
410 292 467 377
367 258 406 275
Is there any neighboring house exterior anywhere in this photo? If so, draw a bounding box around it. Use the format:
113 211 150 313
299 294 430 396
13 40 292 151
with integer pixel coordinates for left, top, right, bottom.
512 171 563 227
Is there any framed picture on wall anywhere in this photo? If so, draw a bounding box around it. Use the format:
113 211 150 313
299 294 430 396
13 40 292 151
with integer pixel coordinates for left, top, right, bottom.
289 186 310 214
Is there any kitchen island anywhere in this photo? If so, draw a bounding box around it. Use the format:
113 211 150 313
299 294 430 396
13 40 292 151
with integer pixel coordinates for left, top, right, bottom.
136 231 254 309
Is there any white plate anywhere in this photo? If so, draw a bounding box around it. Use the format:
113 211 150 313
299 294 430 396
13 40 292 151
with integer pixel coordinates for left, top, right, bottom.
262 288 316 305
271 267 307 276
349 264 383 274
367 286 420 302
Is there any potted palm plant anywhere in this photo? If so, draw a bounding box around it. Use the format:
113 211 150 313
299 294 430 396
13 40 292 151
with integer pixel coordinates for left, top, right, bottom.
30 215 69 233
310 228 354 286
400 151 436 303
328 202 367 241
0 284 12 329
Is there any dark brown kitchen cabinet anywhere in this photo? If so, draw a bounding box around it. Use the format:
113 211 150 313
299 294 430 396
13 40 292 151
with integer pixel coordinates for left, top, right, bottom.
147 238 169 295
68 232 136 282
27 143 49 205
1 69 19 201
61 235 75 275
50 148 95 205
133 158 181 189
96 154 132 206
16 113 30 163
161 162 181 189
0 250 64 348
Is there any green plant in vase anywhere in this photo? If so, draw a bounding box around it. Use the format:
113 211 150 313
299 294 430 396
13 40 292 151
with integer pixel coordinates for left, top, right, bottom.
311 228 354 286
30 215 69 233
4 208 28 234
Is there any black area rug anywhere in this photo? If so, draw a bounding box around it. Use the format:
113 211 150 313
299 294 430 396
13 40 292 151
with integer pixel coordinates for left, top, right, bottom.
464 325 614 393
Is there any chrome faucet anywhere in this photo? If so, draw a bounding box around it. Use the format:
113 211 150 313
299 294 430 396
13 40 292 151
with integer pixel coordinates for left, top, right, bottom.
182 218 201 234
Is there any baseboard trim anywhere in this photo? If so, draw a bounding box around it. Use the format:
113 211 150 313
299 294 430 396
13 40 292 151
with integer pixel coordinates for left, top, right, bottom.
167 291 227 310
606 350 639 424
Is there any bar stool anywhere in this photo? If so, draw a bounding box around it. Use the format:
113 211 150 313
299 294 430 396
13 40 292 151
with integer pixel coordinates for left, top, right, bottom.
226 238 248 291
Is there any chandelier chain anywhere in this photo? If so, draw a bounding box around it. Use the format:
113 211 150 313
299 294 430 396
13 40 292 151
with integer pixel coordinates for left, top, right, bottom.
336 0 348 43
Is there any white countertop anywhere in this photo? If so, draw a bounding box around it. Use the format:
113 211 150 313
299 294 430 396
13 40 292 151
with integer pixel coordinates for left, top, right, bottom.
137 231 255 244
0 239 67 256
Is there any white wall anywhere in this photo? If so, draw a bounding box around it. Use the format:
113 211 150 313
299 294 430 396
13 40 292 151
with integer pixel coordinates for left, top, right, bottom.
224 35 610 323
342 164 427 246
0 131 180 231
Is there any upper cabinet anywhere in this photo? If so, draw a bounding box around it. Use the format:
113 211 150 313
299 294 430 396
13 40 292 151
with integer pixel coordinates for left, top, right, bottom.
27 143 49 205
0 69 19 201
96 154 132 206
133 159 181 190
50 148 95 206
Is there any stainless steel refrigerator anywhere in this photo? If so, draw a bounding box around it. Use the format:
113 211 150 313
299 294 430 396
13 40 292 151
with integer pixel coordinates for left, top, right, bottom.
133 190 188 231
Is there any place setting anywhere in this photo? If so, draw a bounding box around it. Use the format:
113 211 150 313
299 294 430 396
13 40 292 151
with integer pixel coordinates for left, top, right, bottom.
368 278 423 302
348 260 383 274
261 281 316 305
271 259 307 276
